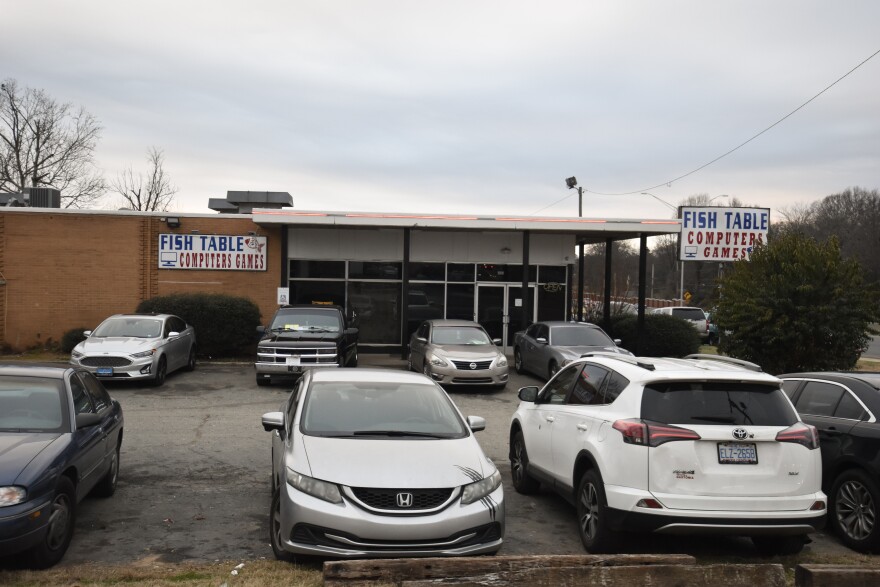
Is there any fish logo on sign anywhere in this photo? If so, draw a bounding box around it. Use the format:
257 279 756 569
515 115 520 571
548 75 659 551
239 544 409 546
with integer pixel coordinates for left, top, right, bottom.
245 237 265 253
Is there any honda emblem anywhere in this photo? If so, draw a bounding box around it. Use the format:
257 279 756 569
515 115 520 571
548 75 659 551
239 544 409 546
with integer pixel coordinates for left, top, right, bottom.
396 492 413 508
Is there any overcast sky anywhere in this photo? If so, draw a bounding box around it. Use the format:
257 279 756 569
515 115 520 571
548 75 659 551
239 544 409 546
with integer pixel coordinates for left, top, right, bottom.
3 1 879 219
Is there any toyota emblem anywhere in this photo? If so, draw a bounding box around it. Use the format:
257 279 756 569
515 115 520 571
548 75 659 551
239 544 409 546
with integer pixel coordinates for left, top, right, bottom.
732 428 748 440
469 362 477 370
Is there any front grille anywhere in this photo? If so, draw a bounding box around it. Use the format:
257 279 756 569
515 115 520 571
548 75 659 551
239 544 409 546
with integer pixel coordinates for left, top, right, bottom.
350 487 454 512
452 377 494 384
450 360 493 370
258 347 338 365
82 357 132 367
290 522 501 550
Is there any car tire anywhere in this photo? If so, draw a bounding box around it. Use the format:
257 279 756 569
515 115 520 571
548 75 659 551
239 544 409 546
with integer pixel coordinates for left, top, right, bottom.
184 345 197 371
93 440 121 498
751 535 805 556
407 353 414 371
270 488 296 562
349 349 358 368
151 356 167 387
510 431 540 494
548 360 559 380
830 469 880 553
256 376 270 387
25 476 76 569
576 469 617 553
514 348 525 374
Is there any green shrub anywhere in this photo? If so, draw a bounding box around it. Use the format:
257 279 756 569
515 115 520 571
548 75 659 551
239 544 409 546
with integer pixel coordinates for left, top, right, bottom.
62 327 89 353
614 313 701 357
136 293 262 357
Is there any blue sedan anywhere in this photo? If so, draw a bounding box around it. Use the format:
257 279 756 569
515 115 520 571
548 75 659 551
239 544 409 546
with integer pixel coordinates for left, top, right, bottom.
0 364 123 568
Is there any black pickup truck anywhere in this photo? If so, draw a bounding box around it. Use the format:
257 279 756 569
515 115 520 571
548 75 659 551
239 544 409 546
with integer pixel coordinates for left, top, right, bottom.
254 304 358 386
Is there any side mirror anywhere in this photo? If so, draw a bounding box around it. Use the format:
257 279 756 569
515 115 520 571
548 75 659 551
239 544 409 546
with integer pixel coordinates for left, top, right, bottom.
415 336 428 344
614 339 622 345
256 325 267 334
492 338 502 346
518 386 540 402
76 412 102 429
345 327 359 336
262 411 284 433
536 337 548 345
168 331 180 339
83 330 92 337
466 415 486 432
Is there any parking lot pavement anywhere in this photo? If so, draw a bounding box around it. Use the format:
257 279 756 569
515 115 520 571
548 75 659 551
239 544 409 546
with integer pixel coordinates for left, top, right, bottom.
20 357 859 566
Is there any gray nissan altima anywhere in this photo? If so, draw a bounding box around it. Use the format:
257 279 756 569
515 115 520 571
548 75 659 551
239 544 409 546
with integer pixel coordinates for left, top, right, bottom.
261 368 504 560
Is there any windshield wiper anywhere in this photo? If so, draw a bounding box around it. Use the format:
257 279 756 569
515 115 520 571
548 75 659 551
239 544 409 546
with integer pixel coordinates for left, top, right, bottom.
352 430 448 438
691 415 737 423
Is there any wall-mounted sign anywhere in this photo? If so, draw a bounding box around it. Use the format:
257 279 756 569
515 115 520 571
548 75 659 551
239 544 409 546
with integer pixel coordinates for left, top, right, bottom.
679 207 769 262
158 234 267 271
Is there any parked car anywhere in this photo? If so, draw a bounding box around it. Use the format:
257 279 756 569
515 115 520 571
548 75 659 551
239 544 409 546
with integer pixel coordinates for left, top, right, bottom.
255 304 359 386
261 368 504 560
0 363 124 568
509 354 825 555
652 306 710 341
69 313 196 387
779 372 880 553
513 321 632 380
408 320 508 389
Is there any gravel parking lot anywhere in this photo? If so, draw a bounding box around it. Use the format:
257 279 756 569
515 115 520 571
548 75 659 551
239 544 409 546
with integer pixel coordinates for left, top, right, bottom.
4 356 860 567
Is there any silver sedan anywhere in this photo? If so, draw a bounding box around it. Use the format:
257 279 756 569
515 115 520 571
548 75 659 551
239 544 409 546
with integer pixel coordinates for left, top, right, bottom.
513 320 630 380
69 313 196 386
408 320 509 389
261 368 504 560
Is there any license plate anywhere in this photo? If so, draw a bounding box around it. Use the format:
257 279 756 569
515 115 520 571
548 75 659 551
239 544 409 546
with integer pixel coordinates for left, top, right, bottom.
96 367 114 376
718 442 757 464
285 356 301 367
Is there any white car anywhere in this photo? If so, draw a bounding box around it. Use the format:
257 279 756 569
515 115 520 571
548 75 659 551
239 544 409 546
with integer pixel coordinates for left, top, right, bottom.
70 313 196 386
652 306 710 341
509 353 826 555
262 368 504 560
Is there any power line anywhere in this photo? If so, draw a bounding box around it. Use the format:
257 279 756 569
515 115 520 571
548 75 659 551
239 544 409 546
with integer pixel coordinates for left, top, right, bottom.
532 47 880 214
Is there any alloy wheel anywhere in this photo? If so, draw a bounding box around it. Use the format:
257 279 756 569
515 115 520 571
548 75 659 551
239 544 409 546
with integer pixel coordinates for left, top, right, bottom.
837 479 876 541
46 492 73 551
579 481 600 541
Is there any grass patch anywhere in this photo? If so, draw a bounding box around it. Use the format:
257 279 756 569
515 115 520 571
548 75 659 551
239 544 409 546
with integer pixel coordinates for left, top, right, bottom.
0 560 324 587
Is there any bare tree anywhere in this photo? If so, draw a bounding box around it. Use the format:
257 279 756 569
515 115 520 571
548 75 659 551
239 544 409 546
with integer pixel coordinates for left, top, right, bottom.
112 147 177 211
0 78 105 208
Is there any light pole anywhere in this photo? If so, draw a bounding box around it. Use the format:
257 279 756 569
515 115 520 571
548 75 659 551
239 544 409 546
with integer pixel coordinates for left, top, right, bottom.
566 177 584 321
642 192 683 302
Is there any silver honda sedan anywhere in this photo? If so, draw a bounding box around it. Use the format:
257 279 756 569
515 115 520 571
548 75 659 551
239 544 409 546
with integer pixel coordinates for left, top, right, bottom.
261 368 504 560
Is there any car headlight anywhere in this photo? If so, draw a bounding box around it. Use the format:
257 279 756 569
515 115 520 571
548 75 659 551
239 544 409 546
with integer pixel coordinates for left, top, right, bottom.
495 356 508 368
286 469 342 504
131 349 156 358
0 486 26 507
71 350 83 359
461 469 502 505
429 354 449 368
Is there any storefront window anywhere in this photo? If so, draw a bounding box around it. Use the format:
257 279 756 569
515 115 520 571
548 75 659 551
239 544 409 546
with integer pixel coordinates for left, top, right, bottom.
348 282 402 344
349 261 401 280
447 263 475 282
477 264 536 282
290 260 345 279
539 265 567 284
446 284 475 321
406 283 445 340
408 262 445 281
289 281 346 307
537 284 566 321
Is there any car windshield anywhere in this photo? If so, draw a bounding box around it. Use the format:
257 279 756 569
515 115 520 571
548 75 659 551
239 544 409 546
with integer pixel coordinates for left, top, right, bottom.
550 326 614 347
301 381 468 438
92 317 163 338
641 382 797 426
431 327 492 346
671 308 706 321
270 309 341 333
0 377 65 432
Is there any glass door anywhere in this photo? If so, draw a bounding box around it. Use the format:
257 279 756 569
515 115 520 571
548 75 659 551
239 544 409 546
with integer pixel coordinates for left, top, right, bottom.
476 285 536 353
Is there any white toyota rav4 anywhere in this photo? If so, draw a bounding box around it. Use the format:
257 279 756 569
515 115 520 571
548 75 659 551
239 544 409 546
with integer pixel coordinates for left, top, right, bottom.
509 353 826 555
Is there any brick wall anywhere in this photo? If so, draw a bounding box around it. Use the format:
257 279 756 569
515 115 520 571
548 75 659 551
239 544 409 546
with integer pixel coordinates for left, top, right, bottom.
0 209 281 351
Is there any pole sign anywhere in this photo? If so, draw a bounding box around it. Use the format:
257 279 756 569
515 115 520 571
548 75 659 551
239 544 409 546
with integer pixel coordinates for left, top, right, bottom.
679 207 769 262
158 234 267 271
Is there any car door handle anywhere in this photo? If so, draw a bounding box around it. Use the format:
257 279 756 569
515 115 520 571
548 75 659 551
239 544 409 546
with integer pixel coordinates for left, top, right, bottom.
577 423 589 431
545 416 555 423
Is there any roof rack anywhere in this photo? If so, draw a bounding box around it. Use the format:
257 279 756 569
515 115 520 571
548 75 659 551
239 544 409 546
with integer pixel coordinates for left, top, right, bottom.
683 354 763 372
580 352 656 371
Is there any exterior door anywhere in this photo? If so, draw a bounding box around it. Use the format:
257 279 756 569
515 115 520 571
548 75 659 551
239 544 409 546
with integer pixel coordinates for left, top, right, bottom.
476 284 535 353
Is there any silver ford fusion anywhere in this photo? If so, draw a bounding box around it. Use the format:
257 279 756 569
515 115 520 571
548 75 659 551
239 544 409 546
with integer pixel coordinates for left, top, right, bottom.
69 314 196 387
261 368 504 560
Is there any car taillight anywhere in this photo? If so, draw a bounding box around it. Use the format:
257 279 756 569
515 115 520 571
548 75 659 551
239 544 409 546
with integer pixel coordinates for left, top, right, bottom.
613 419 701 447
775 422 819 449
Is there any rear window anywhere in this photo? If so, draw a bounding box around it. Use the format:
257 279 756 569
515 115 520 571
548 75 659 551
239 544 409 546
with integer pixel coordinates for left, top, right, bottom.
671 308 706 321
641 382 797 426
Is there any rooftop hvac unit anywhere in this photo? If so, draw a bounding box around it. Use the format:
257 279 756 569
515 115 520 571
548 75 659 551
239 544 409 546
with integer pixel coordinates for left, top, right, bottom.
25 187 62 208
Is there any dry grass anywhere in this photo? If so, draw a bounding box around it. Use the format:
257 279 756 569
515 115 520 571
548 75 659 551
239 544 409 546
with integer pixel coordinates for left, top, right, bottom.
0 559 324 587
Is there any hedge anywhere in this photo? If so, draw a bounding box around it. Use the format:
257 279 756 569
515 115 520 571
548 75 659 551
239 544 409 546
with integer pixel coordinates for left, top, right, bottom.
612 313 701 357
